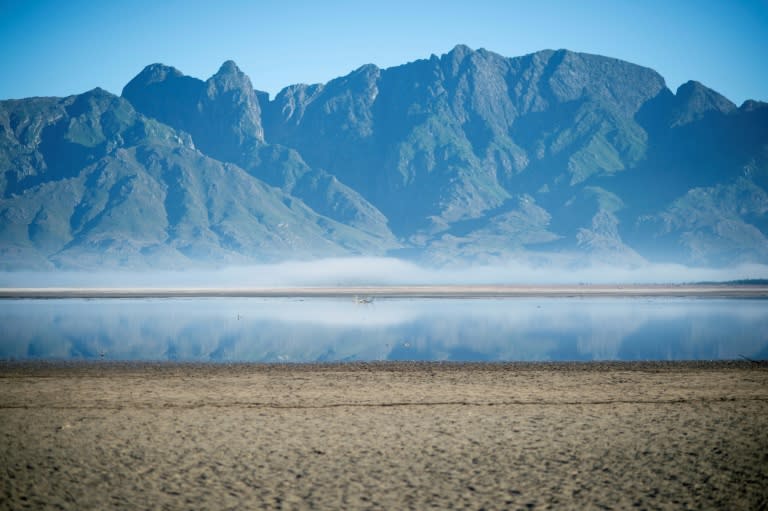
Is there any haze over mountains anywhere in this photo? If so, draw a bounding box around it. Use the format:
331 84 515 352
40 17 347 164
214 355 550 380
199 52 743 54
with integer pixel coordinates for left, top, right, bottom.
1 45 766 270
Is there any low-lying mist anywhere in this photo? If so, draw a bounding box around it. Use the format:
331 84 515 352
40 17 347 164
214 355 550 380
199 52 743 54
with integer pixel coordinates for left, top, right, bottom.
1 258 767 288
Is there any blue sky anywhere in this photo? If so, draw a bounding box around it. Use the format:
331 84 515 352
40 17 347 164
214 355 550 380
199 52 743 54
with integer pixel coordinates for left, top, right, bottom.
0 0 766 104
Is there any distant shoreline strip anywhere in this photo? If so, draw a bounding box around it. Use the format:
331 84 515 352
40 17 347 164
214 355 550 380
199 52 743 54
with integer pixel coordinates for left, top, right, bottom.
1 286 768 299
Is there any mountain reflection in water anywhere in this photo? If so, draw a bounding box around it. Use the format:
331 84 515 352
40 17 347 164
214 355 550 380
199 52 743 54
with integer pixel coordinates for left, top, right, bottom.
1 298 766 362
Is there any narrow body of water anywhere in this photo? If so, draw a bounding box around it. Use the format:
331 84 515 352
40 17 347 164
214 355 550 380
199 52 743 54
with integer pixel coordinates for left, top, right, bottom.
0 297 766 362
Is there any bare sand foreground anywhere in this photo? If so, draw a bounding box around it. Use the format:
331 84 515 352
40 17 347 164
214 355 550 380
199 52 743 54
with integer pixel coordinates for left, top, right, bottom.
1 362 767 510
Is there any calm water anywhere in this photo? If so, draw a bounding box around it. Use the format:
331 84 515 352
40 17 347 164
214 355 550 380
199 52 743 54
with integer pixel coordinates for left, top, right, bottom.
1 297 766 362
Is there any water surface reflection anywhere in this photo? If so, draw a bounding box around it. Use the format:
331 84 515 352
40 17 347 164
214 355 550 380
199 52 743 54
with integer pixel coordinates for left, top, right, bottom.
1 298 766 362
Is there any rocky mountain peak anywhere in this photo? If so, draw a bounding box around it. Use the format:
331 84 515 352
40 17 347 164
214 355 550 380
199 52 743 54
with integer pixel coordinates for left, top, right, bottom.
671 80 737 125
125 63 184 89
121 60 264 162
203 60 264 148
441 44 476 75
448 44 473 61
217 60 240 75
209 60 252 92
740 99 768 112
352 63 380 77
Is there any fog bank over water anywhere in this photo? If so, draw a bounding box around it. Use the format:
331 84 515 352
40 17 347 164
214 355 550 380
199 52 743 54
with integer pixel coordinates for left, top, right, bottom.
1 258 767 288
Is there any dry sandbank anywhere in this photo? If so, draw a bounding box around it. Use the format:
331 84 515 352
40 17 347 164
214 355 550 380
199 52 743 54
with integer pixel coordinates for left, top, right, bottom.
2 284 768 299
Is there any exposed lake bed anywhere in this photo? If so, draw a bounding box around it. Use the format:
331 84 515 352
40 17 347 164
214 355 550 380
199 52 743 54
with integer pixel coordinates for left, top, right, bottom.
1 361 767 509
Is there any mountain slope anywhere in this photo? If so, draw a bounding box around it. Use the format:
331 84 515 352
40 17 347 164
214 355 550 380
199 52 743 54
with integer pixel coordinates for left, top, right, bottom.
1 45 766 269
264 47 666 234
122 61 398 246
0 89 396 269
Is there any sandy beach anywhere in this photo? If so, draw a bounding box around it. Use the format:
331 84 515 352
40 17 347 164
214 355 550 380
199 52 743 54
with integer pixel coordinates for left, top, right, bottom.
1 361 766 509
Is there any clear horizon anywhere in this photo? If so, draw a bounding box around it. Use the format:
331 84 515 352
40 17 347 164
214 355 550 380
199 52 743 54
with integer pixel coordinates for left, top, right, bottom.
1 0 766 104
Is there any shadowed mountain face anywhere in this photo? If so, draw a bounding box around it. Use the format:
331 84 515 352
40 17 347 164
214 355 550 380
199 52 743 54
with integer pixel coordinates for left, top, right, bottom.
1 45 766 269
122 60 265 164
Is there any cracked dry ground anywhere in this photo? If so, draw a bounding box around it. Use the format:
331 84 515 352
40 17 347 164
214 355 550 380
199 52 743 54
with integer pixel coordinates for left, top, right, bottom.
1 362 767 510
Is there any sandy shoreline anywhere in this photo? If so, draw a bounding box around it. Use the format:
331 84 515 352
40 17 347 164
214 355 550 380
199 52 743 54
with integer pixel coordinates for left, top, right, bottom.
2 284 768 299
1 361 767 509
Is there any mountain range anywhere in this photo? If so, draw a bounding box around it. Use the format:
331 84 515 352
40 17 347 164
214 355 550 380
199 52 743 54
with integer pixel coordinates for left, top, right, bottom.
1 45 766 270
